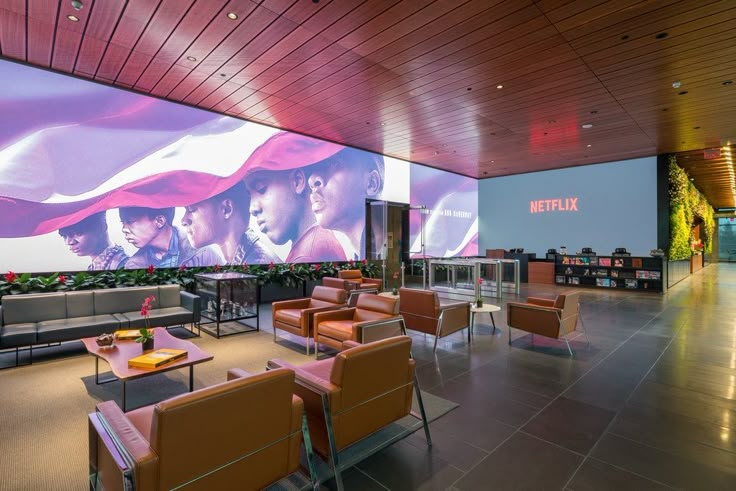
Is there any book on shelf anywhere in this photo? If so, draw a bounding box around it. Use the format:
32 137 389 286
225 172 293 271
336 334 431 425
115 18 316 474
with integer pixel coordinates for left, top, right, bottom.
583 268 590 276
589 257 598 266
635 270 650 279
613 258 624 267
565 267 573 275
595 269 609 277
610 280 618 288
128 349 188 369
562 256 571 265
556 275 566 284
632 258 643 268
625 279 638 288
649 271 661 280
115 329 142 340
570 276 580 285
596 278 611 287
610 270 619 278
598 258 611 267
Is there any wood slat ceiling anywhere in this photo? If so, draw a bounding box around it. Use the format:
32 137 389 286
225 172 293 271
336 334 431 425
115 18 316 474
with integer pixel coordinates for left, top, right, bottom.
2 0 735 207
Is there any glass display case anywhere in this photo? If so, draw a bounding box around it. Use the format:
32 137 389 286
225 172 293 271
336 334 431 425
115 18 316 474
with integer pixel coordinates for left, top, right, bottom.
194 272 259 338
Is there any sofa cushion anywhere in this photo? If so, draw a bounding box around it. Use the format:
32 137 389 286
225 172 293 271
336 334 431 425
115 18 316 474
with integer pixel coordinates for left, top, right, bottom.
121 307 193 329
66 291 95 318
318 320 354 340
0 323 37 348
2 294 67 325
94 287 159 315
157 285 181 309
37 315 122 343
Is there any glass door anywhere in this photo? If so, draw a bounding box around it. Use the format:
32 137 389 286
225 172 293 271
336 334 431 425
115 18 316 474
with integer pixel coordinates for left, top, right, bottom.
718 217 736 262
366 200 389 289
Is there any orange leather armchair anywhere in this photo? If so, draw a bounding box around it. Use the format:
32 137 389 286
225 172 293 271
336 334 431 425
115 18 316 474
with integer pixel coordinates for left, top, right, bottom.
272 286 347 355
313 294 402 354
398 287 471 352
323 269 383 293
88 368 312 491
506 291 588 356
267 336 431 490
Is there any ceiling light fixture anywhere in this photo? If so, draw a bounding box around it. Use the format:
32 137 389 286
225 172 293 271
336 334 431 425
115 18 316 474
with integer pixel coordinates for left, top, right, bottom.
186 56 197 62
587 144 592 147
655 32 668 39
66 14 79 22
226 12 238 20
723 80 733 86
621 34 630 40
71 0 83 10
581 123 593 129
678 91 688 95
496 84 504 89
672 81 681 88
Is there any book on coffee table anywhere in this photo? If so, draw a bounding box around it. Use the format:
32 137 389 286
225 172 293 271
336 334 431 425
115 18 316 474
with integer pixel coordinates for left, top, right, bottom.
115 329 142 340
128 349 188 369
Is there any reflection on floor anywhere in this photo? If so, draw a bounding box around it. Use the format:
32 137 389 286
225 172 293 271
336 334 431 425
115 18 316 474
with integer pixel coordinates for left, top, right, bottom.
327 263 736 490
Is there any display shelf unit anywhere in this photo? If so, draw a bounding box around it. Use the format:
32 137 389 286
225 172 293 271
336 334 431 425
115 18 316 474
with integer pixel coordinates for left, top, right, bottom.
554 254 666 293
194 272 259 338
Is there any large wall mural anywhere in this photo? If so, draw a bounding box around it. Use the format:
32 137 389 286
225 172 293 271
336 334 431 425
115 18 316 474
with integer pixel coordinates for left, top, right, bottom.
0 59 477 272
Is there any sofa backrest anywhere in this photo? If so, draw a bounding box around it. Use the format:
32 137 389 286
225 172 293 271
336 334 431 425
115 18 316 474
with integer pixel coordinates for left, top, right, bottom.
157 284 182 308
398 288 440 335
1 293 67 325
93 287 159 315
65 291 95 318
150 368 302 490
338 269 363 282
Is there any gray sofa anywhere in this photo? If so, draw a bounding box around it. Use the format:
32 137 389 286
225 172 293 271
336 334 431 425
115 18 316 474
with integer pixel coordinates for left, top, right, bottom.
0 285 200 367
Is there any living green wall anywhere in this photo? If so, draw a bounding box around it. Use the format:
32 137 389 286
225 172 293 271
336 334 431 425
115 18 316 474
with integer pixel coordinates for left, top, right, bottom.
668 156 714 260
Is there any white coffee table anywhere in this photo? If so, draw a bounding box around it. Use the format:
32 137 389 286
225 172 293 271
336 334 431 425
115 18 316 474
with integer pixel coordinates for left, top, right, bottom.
470 304 501 335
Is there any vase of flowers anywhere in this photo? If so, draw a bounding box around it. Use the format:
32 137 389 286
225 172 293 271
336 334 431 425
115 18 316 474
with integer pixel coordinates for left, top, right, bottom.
136 295 156 351
476 278 483 308
392 271 399 295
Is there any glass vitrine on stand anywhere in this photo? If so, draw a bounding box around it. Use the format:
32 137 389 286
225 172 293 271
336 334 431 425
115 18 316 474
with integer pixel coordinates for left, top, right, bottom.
194 272 259 338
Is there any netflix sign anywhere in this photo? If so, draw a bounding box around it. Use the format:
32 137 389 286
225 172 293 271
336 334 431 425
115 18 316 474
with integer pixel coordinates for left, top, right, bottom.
530 197 578 214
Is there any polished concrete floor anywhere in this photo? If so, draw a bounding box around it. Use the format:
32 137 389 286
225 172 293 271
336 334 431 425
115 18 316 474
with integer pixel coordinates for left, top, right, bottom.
329 263 736 490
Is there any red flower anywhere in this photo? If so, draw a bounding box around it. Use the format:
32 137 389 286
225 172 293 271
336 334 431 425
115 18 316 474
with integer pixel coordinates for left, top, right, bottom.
313 263 321 271
179 264 187 272
140 295 155 317
349 259 354 266
268 262 275 271
361 259 367 265
478 278 483 285
392 271 399 280
289 264 295 271
242 263 249 272
214 264 221 272
58 274 66 285
146 264 155 275
6 271 16 282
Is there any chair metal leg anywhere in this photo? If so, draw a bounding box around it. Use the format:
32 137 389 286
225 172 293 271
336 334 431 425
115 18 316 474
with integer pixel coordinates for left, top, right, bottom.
578 316 591 347
322 394 343 491
314 340 320 358
413 375 432 447
305 338 310 356
560 332 574 356
301 413 318 490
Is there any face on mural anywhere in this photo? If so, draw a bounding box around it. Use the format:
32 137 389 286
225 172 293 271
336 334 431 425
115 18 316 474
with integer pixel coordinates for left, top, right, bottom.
59 230 100 257
181 199 221 249
119 212 162 249
245 170 306 245
306 158 381 231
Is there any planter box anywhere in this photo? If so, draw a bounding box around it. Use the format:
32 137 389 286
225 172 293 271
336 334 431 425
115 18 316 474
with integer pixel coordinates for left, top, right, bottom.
667 260 690 288
260 283 303 303
690 254 704 273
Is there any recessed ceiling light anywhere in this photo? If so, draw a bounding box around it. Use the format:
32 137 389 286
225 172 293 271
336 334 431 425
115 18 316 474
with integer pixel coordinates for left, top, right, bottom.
672 81 681 88
723 80 733 86
186 56 197 62
467 87 472 91
66 14 79 22
621 34 630 40
590 110 598 114
694 126 701 129
678 91 688 95
219 73 227 77
491 160 495 163
581 123 593 129
496 84 504 89
655 32 668 39
71 0 83 11
662 108 669 112
587 144 592 147
226 12 238 20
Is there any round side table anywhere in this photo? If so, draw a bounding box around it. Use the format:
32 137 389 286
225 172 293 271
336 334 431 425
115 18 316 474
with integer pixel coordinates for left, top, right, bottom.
470 304 501 335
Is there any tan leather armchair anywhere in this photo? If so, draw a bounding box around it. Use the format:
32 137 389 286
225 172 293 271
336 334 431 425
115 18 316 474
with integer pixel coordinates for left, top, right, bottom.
506 291 588 356
314 294 402 354
267 336 431 491
88 368 313 491
272 285 347 355
398 287 471 352
323 269 383 293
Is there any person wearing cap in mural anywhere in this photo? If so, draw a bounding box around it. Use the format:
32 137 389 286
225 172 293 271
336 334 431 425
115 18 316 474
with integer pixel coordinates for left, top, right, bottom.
58 211 129 270
180 181 280 265
120 206 221 269
306 147 385 260
242 132 346 263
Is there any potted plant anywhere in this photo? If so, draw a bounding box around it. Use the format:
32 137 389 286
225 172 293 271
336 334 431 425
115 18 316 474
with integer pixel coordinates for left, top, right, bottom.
136 295 156 351
392 271 400 295
476 278 483 308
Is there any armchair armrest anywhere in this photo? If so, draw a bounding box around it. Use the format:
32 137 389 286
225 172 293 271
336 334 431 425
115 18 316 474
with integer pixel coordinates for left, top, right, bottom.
90 401 158 490
226 368 253 381
362 277 383 289
268 359 338 395
322 277 346 289
526 296 555 307
439 300 471 312
353 315 405 342
272 298 312 311
180 291 201 323
314 308 356 325
344 279 362 291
